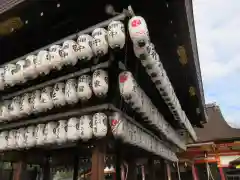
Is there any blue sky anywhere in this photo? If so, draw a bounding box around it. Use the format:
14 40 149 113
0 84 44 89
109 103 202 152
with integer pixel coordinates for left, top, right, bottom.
193 0 240 128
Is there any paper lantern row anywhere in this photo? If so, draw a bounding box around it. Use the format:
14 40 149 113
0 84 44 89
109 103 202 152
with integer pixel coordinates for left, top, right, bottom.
0 112 108 151
0 20 125 89
119 71 186 150
0 111 178 162
1 15 152 90
110 112 178 162
0 69 108 122
128 16 197 141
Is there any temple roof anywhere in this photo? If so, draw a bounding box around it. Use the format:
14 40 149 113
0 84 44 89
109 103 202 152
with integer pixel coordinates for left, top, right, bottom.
195 103 240 142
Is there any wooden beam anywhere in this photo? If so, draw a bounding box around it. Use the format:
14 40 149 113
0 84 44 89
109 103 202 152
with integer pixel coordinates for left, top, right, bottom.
73 149 80 180
91 142 106 180
12 162 20 180
12 161 26 180
42 156 50 180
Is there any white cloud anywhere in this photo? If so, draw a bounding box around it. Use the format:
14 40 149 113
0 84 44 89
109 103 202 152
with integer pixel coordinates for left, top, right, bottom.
193 0 240 127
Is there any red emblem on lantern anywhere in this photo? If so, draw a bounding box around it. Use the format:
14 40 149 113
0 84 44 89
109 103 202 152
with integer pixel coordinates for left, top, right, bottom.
131 19 141 27
111 119 119 126
119 74 128 83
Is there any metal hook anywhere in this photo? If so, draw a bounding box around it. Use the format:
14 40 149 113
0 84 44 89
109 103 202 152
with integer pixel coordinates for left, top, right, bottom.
128 6 135 17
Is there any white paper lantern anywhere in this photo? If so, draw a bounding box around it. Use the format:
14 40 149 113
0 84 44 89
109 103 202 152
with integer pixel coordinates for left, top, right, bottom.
40 86 54 111
67 117 79 141
0 132 4 150
148 105 158 126
0 68 5 90
160 82 176 108
23 55 38 79
4 63 17 86
137 128 143 148
107 21 125 49
13 60 26 84
0 131 8 150
49 45 64 70
19 93 33 115
91 28 108 56
136 44 159 69
25 125 36 148
118 71 186 150
135 91 147 118
140 93 153 120
52 82 66 107
171 104 181 120
8 130 16 149
46 121 58 144
65 79 79 104
77 75 92 101
77 34 94 61
32 90 42 113
140 129 146 149
56 120 67 144
0 103 9 122
92 69 108 97
131 125 138 146
9 96 21 118
92 112 108 138
14 130 20 149
2 100 13 120
118 71 143 112
61 40 79 66
126 121 133 143
36 50 52 75
144 47 159 67
128 16 150 47
79 115 93 141
146 63 164 84
36 124 46 145
154 69 169 91
141 48 164 83
133 43 154 60
109 112 125 139
16 128 26 149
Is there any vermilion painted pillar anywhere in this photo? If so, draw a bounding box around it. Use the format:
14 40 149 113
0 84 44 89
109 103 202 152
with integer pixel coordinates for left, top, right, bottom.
216 156 226 180
191 164 198 180
12 162 21 180
218 166 226 180
12 161 26 180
